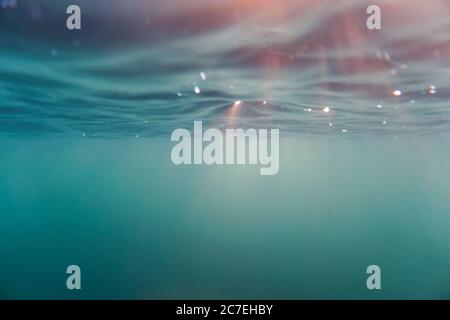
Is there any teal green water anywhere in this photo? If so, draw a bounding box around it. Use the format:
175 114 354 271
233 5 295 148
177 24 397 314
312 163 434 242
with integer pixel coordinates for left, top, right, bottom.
0 0 450 299
1 137 449 299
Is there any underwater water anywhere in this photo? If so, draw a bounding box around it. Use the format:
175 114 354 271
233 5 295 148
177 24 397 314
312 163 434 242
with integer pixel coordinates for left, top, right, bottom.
0 0 449 299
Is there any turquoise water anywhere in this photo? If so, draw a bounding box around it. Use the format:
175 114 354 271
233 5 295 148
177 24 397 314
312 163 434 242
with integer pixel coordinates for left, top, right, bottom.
0 0 450 299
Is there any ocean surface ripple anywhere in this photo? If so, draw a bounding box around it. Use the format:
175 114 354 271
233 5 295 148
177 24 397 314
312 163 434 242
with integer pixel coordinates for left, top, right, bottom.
0 0 449 138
